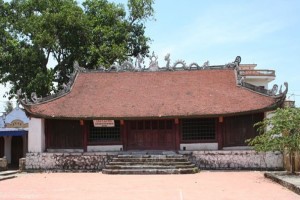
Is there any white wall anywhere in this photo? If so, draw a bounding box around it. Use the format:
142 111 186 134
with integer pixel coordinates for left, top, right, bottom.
87 145 123 152
180 143 218 151
28 118 45 153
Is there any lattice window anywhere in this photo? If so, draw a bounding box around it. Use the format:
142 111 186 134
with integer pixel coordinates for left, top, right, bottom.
181 118 215 141
89 121 120 142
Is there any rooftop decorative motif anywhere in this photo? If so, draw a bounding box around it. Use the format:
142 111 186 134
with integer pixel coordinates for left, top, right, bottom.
97 52 228 72
18 54 288 105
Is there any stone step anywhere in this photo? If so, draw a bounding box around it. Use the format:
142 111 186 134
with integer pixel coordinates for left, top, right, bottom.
105 164 196 169
0 175 17 181
108 161 192 166
103 153 197 175
117 154 183 158
0 170 18 176
112 158 187 162
102 168 199 175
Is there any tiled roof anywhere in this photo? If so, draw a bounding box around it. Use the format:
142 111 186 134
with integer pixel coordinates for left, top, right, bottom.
23 69 280 119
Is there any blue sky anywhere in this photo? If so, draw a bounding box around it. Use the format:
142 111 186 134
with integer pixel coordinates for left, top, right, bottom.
144 0 300 105
0 0 299 112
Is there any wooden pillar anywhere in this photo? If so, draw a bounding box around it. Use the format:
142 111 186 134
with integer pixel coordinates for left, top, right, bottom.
120 120 127 151
174 118 180 151
217 117 224 150
81 120 88 152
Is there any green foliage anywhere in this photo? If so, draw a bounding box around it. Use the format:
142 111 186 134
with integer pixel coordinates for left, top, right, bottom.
4 101 13 114
0 0 154 98
247 108 300 154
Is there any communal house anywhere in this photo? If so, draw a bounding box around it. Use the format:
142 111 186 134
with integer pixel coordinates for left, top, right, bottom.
21 55 287 172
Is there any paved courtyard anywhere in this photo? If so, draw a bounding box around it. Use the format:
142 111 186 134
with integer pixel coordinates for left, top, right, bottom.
0 171 299 200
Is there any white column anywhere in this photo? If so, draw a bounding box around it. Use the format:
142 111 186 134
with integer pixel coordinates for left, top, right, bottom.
28 118 45 153
4 136 12 163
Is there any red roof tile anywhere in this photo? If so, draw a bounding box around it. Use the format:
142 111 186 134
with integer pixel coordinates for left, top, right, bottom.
24 69 279 119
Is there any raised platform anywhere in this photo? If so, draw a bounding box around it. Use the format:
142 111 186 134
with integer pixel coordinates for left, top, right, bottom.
25 150 283 172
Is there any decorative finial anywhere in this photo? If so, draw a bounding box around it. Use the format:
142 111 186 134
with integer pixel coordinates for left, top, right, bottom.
31 92 39 103
149 51 159 71
164 53 171 70
73 61 86 73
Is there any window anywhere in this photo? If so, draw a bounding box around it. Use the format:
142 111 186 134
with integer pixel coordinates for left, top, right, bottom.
181 118 215 141
89 121 120 142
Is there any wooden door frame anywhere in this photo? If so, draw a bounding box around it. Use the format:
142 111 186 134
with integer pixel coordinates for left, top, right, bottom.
124 119 178 151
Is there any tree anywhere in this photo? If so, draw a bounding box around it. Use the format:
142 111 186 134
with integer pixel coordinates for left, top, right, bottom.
0 0 154 99
4 101 13 114
246 107 300 173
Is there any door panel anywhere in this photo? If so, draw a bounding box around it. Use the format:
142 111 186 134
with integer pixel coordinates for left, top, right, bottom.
127 120 175 150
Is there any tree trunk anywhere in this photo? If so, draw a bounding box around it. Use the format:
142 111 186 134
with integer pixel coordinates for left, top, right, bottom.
289 151 296 174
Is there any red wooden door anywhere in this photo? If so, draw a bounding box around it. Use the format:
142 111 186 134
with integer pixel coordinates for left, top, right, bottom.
127 120 175 150
0 137 4 158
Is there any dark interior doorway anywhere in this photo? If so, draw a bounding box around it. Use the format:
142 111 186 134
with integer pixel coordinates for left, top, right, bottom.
11 136 23 166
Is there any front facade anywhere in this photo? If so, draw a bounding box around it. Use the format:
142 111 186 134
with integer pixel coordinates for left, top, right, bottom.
21 56 287 171
37 113 264 152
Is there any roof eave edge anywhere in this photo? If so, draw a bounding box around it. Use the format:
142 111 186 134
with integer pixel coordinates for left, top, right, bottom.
24 102 282 120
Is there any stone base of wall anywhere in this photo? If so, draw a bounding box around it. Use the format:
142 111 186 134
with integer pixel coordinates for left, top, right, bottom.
25 152 118 172
181 150 283 170
0 158 8 171
25 150 283 172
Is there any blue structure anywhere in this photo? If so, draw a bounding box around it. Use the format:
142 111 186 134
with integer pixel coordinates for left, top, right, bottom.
0 105 29 165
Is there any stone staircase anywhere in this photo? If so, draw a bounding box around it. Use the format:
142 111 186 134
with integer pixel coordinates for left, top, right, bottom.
102 154 198 174
0 170 18 181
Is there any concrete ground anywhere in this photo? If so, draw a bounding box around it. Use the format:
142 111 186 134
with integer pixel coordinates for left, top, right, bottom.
0 172 299 200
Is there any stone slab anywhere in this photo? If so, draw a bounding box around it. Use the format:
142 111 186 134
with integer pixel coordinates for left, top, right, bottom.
265 172 300 195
